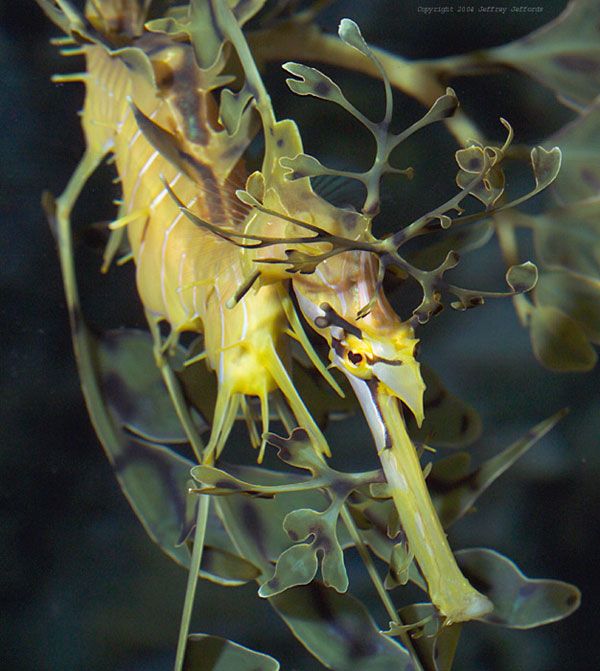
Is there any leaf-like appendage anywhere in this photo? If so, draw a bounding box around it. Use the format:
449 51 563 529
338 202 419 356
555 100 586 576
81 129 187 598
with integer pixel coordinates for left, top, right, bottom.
546 99 600 204
259 506 348 597
384 542 413 589
429 411 566 528
112 47 157 89
456 549 581 628
145 16 190 39
219 85 254 136
506 261 538 293
338 18 374 61
532 198 600 280
280 153 332 181
92 329 259 586
491 0 600 106
406 366 482 448
188 0 228 70
347 495 426 590
282 19 454 218
421 88 460 123
259 543 319 597
456 164 505 207
531 146 562 194
99 329 206 443
271 584 413 670
530 305 597 371
183 634 279 671
536 271 600 344
283 62 347 108
265 428 327 474
455 146 486 174
244 429 384 596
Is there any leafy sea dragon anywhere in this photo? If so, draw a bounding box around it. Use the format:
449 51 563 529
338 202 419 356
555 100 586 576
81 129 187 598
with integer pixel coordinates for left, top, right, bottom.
178 1 496 622
39 0 557 625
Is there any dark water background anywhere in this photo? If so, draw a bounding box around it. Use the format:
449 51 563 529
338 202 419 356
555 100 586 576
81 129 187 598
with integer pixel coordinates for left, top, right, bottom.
1 1 599 669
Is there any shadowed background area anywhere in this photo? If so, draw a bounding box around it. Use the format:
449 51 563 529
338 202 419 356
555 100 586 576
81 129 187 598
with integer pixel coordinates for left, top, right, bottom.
1 1 599 669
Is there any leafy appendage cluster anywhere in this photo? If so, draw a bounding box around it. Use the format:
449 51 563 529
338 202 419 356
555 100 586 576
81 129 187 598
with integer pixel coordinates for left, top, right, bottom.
233 19 560 323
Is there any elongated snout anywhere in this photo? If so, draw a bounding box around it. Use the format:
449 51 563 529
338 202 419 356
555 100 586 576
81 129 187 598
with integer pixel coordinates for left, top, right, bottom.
332 352 493 623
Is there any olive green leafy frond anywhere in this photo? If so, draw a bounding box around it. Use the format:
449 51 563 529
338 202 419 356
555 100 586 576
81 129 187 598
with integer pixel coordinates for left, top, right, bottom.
229 16 561 323
529 302 598 372
493 194 600 371
192 428 385 596
545 97 600 204
211 471 413 669
489 0 600 108
456 549 581 629
183 634 279 670
448 97 600 372
535 272 600 347
428 410 568 529
270 584 414 670
89 329 260 586
281 19 456 217
234 142 552 324
427 0 600 109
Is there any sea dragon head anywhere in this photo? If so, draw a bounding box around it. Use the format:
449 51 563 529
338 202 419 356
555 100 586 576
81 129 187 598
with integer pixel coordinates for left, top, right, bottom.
292 251 426 439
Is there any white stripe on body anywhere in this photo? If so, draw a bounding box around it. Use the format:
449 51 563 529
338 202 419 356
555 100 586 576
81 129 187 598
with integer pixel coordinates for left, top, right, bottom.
159 195 198 313
129 149 159 208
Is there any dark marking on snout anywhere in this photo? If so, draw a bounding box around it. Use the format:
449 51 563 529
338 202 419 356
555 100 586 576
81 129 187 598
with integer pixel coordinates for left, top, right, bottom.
315 303 362 339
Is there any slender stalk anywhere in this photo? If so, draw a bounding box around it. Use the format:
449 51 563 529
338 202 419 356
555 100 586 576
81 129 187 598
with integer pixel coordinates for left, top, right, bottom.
494 211 534 328
160 361 205 463
174 494 211 671
214 1 277 138
339 506 424 671
145 311 205 463
275 394 424 669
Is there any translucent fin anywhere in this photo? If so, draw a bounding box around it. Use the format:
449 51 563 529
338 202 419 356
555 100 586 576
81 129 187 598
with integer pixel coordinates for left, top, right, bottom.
311 174 364 211
135 106 251 227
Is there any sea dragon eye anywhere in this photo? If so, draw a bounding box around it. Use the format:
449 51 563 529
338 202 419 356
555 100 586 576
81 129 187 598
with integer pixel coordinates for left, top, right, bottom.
347 351 364 366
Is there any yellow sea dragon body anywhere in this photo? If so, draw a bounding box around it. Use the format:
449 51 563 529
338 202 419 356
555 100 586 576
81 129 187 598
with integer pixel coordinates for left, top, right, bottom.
39 0 493 623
